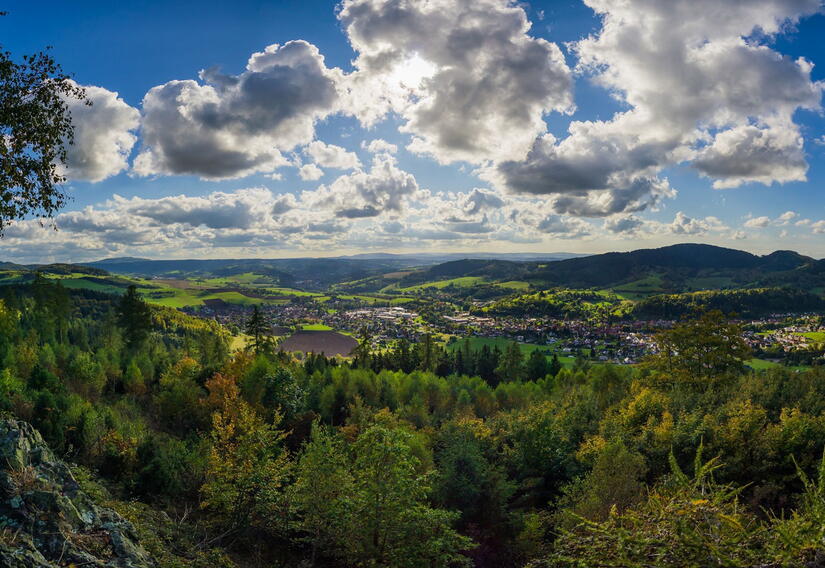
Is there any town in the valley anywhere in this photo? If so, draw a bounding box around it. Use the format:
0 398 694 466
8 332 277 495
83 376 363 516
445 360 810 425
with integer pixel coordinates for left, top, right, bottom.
184 297 825 370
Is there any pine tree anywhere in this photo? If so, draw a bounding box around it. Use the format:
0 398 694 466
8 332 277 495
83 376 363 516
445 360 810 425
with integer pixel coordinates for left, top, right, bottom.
417 333 437 372
548 353 563 377
526 348 549 381
496 342 524 382
245 305 270 354
117 285 152 352
352 327 372 369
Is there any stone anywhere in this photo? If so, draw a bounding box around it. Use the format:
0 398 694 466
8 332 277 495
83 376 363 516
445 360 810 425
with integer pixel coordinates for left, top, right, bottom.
0 418 156 567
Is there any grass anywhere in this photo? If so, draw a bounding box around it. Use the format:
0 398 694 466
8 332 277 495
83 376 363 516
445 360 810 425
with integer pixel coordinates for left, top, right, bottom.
800 331 825 342
266 287 322 297
230 335 251 351
747 358 812 372
612 274 667 300
36 273 300 308
747 358 781 370
397 276 486 293
446 336 575 368
301 323 333 331
496 280 530 290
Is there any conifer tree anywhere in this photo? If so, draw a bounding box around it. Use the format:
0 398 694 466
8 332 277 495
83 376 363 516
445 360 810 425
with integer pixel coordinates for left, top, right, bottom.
245 305 270 354
526 348 549 381
117 285 152 352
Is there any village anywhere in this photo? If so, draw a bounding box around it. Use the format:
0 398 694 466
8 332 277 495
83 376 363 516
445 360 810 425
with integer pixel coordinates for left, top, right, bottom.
182 299 825 368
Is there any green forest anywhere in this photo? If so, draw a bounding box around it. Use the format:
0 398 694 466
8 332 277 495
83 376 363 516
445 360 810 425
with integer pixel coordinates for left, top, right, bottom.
3 279 825 567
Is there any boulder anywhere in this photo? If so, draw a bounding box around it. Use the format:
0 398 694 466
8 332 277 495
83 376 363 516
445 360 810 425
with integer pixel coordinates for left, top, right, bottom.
0 418 156 567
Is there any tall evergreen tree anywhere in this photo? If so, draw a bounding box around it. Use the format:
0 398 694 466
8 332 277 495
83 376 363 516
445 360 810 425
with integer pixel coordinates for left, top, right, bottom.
417 333 437 372
548 353 563 377
496 342 524 382
245 305 270 354
526 348 549 381
117 285 152 352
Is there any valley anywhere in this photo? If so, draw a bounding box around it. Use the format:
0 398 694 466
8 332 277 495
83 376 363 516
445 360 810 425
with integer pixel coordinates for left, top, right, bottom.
3 244 824 371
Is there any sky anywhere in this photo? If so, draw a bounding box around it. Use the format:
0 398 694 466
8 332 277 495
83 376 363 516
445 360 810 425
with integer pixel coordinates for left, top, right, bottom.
2 0 825 262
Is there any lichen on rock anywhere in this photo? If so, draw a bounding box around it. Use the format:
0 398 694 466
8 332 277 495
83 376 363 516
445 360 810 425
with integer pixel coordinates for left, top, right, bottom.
0 418 156 567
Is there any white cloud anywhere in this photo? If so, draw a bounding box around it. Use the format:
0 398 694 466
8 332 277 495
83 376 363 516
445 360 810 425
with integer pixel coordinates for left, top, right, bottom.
776 211 798 225
339 0 573 164
669 212 718 235
812 220 825 234
301 154 419 219
117 188 275 230
133 41 342 179
605 215 643 234
489 0 821 216
535 215 591 238
304 140 360 169
744 216 772 228
62 82 140 182
362 139 398 155
299 163 325 181
693 122 807 189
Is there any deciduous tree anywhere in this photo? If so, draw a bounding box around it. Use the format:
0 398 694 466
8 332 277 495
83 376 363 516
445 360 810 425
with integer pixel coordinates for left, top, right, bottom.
0 28 88 234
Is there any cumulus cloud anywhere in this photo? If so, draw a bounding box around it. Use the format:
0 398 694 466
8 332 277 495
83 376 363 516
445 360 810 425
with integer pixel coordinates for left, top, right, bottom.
120 188 275 229
301 154 419 219
338 0 573 164
133 41 342 179
669 212 717 235
62 83 140 182
298 163 324 181
488 0 821 216
744 216 772 228
536 214 591 238
693 122 807 188
777 211 799 224
362 139 398 155
605 215 643 234
304 140 360 169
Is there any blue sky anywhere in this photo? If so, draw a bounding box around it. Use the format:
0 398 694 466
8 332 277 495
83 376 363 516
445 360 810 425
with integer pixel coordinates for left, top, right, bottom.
2 0 825 262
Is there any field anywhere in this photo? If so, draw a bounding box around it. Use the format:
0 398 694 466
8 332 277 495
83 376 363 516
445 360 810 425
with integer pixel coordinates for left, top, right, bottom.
495 281 530 290
301 323 333 331
611 274 667 300
0 269 427 310
279 330 358 356
747 358 812 372
801 331 825 342
396 276 487 293
446 336 576 367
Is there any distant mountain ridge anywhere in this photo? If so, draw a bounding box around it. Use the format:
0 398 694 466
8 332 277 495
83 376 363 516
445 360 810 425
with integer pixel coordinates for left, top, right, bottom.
393 244 823 293
1 244 822 294
526 244 822 291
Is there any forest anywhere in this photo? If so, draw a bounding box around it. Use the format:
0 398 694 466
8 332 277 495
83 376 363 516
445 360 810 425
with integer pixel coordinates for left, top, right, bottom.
2 279 825 567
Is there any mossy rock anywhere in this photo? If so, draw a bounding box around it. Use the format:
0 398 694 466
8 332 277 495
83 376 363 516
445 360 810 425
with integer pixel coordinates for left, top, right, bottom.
0 418 156 567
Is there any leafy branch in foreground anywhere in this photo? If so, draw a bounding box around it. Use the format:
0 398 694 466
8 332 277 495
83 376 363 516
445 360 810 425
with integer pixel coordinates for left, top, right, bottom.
0 27 88 235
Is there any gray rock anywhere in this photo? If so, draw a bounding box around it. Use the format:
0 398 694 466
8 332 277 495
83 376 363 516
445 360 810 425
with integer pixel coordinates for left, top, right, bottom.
0 419 156 568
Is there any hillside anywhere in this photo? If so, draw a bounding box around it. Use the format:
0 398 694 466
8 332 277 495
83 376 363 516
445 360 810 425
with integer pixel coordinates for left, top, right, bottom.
525 243 818 290
385 244 823 297
397 259 532 287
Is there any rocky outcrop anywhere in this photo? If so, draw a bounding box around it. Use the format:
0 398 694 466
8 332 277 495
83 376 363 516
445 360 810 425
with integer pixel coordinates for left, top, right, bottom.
0 418 155 567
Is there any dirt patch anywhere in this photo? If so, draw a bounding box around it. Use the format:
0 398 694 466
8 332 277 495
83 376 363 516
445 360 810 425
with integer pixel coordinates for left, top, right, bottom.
279 330 357 357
